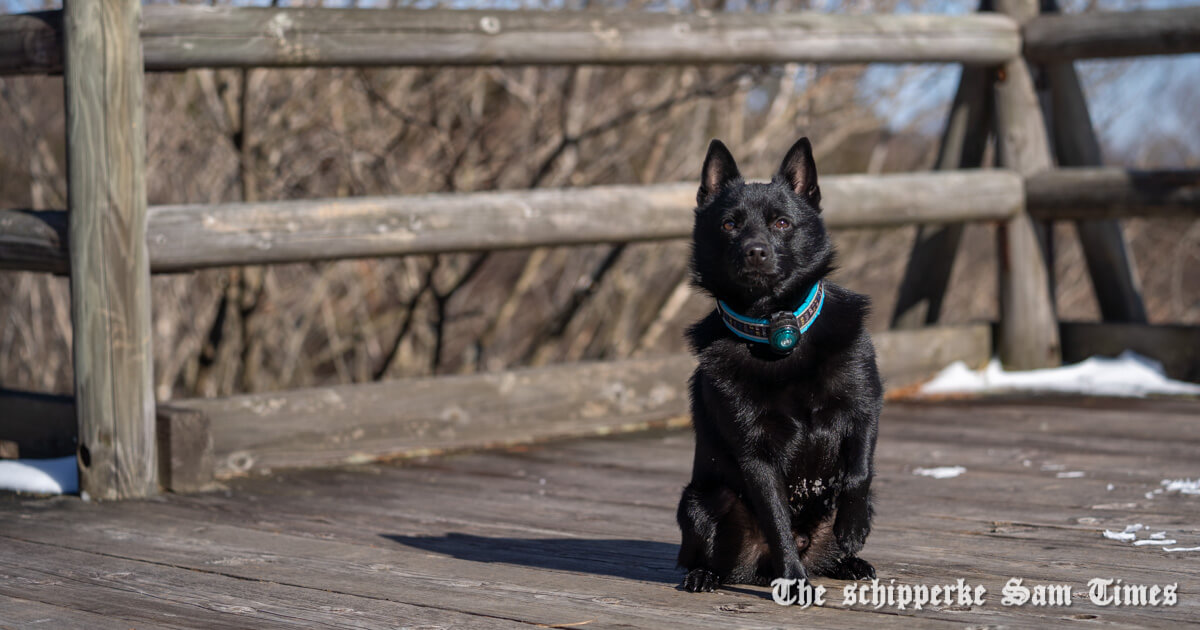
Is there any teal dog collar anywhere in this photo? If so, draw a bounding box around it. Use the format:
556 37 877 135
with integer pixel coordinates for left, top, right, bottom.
717 281 824 354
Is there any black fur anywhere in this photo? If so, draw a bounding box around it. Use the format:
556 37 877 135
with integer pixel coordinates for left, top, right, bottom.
676 138 882 592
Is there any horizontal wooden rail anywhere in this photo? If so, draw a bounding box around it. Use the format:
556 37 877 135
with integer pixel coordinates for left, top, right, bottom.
1059 322 1200 384
1 171 1021 273
2 323 989 484
0 209 67 274
169 324 990 478
15 320 1200 487
8 168 1200 275
1024 6 1200 62
10 5 1200 74
143 170 1021 271
0 10 57 75
0 7 1020 75
1025 168 1200 221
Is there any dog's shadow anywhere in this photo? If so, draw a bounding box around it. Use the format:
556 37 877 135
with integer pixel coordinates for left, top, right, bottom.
382 533 682 584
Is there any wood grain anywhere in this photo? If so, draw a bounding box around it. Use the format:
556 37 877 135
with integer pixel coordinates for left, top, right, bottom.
6 167 1193 275
1059 321 1200 384
1024 5 1200 62
143 171 1021 272
136 6 1021 68
0 10 60 75
1026 169 1200 221
168 325 989 479
990 2 1061 370
63 0 157 499
0 209 68 274
11 5 1200 75
156 405 215 494
0 398 1197 628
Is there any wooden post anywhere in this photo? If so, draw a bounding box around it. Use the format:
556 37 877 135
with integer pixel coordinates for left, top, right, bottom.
64 0 157 499
992 0 1061 369
1040 0 1147 323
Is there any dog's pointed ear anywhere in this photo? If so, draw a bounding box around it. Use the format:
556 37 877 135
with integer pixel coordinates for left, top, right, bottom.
698 139 741 206
776 137 821 208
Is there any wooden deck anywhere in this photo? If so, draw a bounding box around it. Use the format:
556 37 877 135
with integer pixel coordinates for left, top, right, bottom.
1 397 1198 628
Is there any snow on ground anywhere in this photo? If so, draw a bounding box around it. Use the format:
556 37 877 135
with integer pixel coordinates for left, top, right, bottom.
1101 522 1200 552
913 466 966 479
921 351 1200 398
1161 479 1200 495
0 457 78 495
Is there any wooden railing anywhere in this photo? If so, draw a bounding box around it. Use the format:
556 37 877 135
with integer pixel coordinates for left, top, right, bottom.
1 1 1197 499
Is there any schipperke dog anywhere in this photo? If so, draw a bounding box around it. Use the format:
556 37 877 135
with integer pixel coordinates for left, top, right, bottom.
676 137 882 592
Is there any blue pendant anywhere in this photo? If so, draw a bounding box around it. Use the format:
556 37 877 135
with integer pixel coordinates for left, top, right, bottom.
769 314 800 354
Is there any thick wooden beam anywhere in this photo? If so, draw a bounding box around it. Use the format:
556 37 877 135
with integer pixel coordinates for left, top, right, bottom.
1039 40 1146 323
0 209 68 274
0 390 76 459
891 60 993 329
1024 6 1200 63
991 0 1061 370
1059 322 1200 384
0 7 1021 75
169 324 990 478
1026 169 1200 220
156 406 214 494
7 168 1195 275
0 10 60 75
143 171 1022 272
138 7 1020 68
64 0 157 499
0 394 213 493
12 6 1200 72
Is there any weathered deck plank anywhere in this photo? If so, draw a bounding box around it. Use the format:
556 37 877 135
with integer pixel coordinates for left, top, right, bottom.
0 398 1197 628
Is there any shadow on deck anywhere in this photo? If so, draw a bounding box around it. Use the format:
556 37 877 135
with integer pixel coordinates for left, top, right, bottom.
1 396 1198 628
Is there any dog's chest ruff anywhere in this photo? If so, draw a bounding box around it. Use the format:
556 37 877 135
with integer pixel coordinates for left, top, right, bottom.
716 281 825 354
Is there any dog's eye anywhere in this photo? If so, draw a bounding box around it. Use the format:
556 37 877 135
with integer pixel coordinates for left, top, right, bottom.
773 218 791 230
721 220 736 232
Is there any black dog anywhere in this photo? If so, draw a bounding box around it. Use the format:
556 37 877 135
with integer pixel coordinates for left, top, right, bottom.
676 137 882 592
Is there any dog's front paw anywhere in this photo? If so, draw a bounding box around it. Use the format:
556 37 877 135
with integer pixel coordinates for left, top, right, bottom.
782 559 810 583
682 568 721 592
826 555 875 581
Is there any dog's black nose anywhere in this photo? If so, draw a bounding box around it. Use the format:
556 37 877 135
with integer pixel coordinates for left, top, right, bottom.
743 243 769 267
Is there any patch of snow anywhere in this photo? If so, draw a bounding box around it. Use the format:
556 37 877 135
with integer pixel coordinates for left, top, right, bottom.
913 466 966 479
1149 531 1168 540
1132 539 1177 546
920 351 1200 398
0 457 77 495
1162 479 1200 495
1165 546 1200 553
1103 524 1144 541
1056 471 1085 478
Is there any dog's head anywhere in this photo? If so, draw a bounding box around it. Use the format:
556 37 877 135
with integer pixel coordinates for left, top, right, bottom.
690 137 834 312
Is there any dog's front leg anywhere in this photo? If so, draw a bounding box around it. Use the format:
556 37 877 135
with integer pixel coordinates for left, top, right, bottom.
740 458 807 582
834 430 874 554
828 429 877 580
